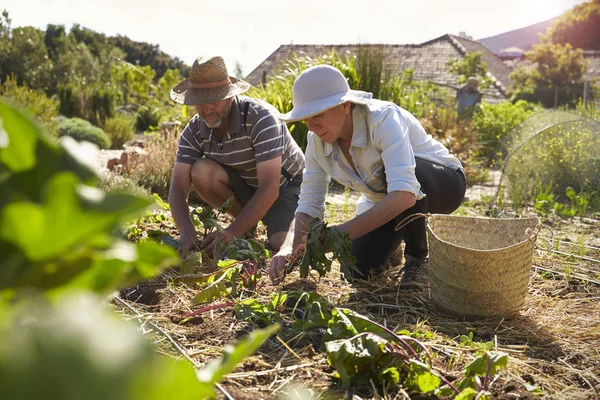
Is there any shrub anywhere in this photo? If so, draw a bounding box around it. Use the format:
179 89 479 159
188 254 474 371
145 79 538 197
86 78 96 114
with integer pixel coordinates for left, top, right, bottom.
505 121 600 213
104 115 135 149
57 83 116 126
135 105 163 132
59 117 112 149
98 173 151 198
472 100 539 165
0 76 60 138
128 134 178 198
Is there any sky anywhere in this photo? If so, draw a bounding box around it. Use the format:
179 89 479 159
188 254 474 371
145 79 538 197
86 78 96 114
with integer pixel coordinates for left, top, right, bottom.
2 0 588 77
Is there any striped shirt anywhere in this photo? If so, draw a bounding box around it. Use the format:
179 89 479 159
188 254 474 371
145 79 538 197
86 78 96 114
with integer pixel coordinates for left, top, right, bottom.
176 96 305 188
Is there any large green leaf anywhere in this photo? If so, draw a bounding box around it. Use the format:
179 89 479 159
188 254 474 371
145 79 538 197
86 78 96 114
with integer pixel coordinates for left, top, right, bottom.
324 307 392 343
197 324 280 385
0 102 38 172
58 240 178 293
0 294 214 400
0 173 150 261
325 332 402 389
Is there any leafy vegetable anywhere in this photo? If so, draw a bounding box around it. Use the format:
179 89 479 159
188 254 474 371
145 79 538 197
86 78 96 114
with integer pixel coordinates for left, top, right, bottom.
299 220 359 279
234 293 288 327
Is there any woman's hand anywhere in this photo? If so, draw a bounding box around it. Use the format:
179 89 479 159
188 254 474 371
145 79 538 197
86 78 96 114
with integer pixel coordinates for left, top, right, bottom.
268 246 293 284
269 240 306 285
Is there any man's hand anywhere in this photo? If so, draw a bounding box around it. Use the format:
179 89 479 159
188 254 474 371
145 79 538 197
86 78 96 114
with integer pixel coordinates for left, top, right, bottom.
200 229 235 257
178 231 200 258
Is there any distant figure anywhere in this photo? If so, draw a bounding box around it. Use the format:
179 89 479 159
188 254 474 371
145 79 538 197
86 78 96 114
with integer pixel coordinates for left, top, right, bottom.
456 77 483 117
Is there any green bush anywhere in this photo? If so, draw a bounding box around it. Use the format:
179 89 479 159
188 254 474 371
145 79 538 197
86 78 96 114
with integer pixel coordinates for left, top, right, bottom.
472 100 539 165
505 121 600 213
104 115 135 149
135 105 163 132
57 83 116 126
0 76 60 138
59 117 112 149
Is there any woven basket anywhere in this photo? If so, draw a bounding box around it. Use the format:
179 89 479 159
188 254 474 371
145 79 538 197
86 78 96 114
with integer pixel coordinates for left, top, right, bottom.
426 214 540 318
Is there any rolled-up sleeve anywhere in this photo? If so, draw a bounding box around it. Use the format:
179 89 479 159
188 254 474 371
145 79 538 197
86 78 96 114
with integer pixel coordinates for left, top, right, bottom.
295 134 330 220
376 108 422 197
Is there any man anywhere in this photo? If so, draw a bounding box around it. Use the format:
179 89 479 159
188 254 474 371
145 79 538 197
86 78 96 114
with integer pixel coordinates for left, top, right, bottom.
168 55 305 256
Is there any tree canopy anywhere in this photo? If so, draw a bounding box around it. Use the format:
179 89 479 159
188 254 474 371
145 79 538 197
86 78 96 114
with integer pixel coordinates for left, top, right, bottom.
543 0 600 50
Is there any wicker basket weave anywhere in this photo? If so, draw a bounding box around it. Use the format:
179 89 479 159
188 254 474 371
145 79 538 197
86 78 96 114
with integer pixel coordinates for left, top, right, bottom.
426 214 540 318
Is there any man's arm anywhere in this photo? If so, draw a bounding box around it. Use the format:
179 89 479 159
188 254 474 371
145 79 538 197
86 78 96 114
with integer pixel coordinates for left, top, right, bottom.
225 155 282 238
168 162 197 253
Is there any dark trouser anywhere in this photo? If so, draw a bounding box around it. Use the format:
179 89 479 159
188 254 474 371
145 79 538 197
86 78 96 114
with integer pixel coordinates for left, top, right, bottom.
350 158 466 279
223 165 302 239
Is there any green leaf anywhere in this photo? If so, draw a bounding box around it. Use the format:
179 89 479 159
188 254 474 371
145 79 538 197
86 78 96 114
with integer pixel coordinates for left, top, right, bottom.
0 102 38 172
464 351 508 377
219 196 235 214
153 193 170 211
193 269 233 304
455 387 478 400
404 360 441 393
52 240 177 294
325 332 401 389
234 296 284 326
524 382 544 396
197 324 280 385
0 173 150 261
324 308 392 343
291 292 332 330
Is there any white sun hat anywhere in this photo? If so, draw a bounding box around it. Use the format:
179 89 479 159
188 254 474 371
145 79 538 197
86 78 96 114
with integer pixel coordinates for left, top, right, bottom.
279 65 372 122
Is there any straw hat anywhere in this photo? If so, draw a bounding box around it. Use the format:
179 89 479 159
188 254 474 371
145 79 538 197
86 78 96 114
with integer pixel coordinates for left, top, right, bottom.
280 65 372 122
170 56 251 105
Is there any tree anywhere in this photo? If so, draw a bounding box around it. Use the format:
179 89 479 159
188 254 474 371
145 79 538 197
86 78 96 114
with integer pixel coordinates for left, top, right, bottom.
543 0 600 50
0 10 11 83
3 26 54 91
446 52 491 89
509 42 587 108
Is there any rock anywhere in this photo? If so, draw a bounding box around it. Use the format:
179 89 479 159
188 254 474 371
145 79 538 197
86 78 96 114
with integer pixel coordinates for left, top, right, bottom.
106 158 121 171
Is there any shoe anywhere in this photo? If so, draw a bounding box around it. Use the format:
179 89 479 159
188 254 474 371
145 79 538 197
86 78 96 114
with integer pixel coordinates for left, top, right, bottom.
398 255 428 290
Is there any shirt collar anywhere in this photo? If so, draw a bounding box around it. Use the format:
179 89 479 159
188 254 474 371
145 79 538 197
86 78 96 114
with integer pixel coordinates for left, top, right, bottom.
322 105 367 157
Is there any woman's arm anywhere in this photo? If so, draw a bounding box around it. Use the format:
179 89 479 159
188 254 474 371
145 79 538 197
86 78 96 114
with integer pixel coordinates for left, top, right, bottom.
335 190 416 240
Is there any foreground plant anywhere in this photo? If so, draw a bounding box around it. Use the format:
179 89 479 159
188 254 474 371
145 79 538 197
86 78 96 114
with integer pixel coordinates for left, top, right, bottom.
0 102 278 398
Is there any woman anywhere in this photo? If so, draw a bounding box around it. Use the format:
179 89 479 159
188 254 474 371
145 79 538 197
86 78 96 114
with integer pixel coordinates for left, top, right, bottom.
269 65 466 288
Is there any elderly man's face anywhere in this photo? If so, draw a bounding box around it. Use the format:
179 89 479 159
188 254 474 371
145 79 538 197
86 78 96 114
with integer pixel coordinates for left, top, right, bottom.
195 98 232 128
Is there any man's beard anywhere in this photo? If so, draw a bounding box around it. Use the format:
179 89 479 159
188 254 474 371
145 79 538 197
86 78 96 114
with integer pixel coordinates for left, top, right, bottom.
202 116 223 128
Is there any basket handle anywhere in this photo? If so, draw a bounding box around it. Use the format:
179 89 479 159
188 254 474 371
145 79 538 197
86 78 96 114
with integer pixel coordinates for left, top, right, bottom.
526 223 555 251
394 213 430 231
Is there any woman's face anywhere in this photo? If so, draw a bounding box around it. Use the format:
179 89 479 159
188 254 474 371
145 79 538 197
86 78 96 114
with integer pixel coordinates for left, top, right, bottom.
304 103 350 143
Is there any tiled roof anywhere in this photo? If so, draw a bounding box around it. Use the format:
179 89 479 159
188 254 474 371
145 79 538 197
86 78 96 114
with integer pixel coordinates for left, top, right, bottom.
245 34 510 102
447 35 513 94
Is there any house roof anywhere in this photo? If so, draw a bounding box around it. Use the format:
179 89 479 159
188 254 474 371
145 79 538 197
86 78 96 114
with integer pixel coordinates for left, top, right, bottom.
245 34 511 102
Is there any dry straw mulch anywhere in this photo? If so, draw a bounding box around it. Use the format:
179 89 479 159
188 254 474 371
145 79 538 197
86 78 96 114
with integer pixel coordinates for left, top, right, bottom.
113 215 600 400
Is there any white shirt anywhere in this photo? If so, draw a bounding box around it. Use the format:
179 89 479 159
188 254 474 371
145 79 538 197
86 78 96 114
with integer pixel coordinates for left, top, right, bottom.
296 99 463 219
